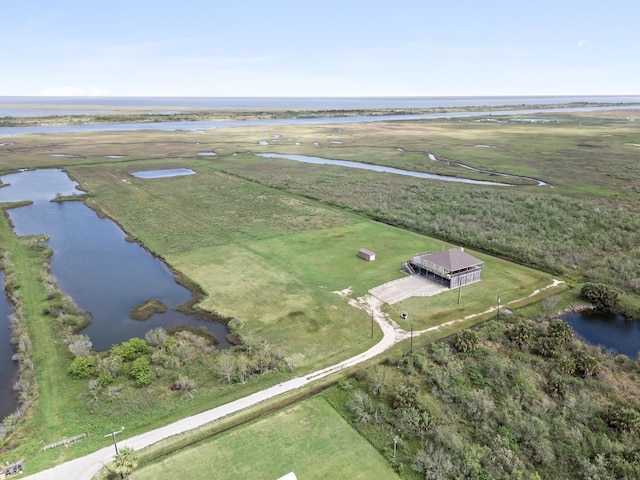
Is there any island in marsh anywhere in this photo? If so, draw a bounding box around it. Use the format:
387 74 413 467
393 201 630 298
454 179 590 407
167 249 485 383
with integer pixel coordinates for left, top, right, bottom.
131 299 168 321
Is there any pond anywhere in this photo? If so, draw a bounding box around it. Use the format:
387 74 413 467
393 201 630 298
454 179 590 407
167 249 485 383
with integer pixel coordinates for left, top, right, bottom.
561 310 640 359
255 153 537 186
0 169 228 352
0 271 18 420
131 168 196 179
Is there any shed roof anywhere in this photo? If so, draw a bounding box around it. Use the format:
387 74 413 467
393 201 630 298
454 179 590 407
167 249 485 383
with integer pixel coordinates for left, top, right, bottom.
417 249 483 272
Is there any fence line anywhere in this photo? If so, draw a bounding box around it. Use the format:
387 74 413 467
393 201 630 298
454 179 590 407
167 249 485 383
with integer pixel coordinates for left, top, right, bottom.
42 432 87 451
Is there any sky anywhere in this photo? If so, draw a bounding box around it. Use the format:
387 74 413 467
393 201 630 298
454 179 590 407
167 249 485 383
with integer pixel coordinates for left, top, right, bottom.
1 0 638 97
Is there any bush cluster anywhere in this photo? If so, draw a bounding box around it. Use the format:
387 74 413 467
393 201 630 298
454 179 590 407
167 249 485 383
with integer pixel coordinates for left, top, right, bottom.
331 314 640 479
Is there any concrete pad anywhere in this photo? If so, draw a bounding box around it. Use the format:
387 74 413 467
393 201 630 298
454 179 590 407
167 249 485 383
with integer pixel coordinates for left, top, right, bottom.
369 275 448 304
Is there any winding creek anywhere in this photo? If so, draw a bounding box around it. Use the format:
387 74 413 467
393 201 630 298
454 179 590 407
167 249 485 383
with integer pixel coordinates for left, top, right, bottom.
255 153 545 186
0 169 229 419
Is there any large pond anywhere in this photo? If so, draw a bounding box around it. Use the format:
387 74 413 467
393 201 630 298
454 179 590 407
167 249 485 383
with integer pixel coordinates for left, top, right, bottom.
561 310 640 359
0 169 229 352
0 271 18 420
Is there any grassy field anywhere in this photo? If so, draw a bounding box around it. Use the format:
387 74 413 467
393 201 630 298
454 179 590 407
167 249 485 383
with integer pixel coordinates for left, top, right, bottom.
1 108 636 475
131 395 400 480
62 159 551 372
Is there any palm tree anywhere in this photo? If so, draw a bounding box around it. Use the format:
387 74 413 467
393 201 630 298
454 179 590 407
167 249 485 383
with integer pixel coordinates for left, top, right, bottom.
112 446 138 479
452 329 479 353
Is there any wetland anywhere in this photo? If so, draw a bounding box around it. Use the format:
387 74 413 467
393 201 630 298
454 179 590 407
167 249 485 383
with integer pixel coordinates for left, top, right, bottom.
1 102 640 477
0 169 228 351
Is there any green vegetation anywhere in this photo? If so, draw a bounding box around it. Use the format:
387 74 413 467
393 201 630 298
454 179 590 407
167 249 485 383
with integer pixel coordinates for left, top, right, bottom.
2 101 629 127
325 314 640 479
130 299 168 321
131 396 400 480
1 107 640 476
580 282 620 312
109 446 139 480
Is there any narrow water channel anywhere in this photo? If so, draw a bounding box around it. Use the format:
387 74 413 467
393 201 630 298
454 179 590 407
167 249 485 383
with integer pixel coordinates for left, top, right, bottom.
255 153 536 186
0 271 18 420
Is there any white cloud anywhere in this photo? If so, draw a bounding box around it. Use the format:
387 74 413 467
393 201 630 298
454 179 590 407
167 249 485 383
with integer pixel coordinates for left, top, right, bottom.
39 85 110 96
577 38 587 48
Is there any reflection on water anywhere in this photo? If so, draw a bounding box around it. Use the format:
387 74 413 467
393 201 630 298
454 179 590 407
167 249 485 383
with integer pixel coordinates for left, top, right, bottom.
255 153 521 186
131 168 196 179
0 169 228 351
0 271 18 420
561 310 640 358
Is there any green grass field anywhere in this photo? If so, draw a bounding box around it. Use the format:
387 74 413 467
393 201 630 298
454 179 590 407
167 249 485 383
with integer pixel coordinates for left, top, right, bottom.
131 395 400 480
1 108 634 476
65 159 552 372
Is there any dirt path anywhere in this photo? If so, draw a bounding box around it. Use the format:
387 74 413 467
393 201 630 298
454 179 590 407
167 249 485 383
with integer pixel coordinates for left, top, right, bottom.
23 279 563 480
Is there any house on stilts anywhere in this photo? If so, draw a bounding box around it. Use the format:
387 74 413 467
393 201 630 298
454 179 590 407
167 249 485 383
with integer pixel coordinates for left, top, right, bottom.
405 248 484 289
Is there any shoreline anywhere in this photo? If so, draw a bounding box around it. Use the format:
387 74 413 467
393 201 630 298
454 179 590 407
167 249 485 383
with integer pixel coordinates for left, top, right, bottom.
2 101 640 128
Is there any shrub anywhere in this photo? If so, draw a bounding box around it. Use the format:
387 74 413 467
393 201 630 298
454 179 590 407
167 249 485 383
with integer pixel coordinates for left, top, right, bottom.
534 336 561 358
602 402 640 434
111 337 149 362
347 390 373 424
172 375 196 392
580 283 619 311
338 378 354 391
68 356 95 379
547 372 568 398
130 357 153 387
145 327 168 346
508 322 534 347
368 365 391 395
452 329 479 353
68 334 93 357
96 355 124 377
573 350 601 378
97 372 114 387
548 320 574 343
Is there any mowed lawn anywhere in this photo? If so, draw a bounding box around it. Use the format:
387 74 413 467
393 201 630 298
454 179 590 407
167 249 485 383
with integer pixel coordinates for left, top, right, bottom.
168 221 446 370
68 160 553 372
169 213 552 371
131 395 400 480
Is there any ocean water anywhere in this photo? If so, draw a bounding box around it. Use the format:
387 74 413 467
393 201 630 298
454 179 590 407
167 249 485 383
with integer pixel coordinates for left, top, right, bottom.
1 95 639 117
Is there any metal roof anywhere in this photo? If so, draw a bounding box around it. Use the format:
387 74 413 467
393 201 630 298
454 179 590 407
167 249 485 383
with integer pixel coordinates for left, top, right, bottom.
416 249 483 272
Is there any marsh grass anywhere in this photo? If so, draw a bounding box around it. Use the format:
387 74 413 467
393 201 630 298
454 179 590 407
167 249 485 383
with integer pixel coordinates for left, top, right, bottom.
2 108 638 474
130 300 168 321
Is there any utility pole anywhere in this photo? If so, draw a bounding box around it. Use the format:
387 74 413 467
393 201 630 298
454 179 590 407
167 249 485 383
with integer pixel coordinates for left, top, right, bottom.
105 427 125 455
410 322 413 353
497 292 501 321
371 309 374 339
457 284 462 304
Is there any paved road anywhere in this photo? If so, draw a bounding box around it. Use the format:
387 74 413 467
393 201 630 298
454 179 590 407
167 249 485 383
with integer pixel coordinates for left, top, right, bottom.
24 281 561 479
24 295 407 480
